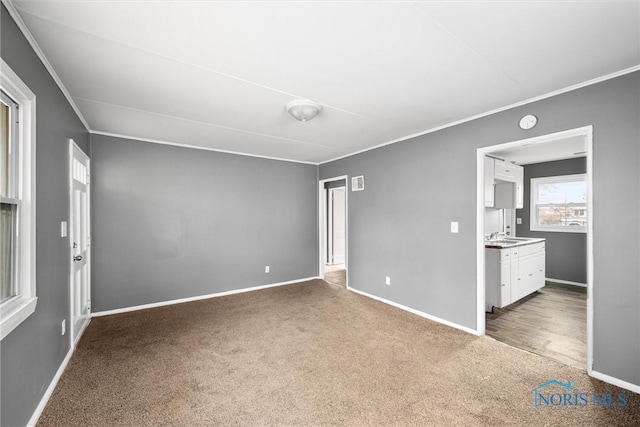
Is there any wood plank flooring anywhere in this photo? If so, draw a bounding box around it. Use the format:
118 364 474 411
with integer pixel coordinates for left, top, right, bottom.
486 281 587 368
323 264 346 287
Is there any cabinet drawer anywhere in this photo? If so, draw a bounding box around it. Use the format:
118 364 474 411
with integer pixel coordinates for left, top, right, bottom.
519 242 545 257
494 160 518 182
499 247 522 261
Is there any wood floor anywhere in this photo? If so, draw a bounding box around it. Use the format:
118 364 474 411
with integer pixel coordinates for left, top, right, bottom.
324 264 346 287
486 281 587 368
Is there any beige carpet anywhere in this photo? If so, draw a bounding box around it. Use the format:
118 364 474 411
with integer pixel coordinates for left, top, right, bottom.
38 279 639 426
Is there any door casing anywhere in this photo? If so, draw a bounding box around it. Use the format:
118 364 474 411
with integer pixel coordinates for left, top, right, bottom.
69 139 91 346
318 176 349 285
476 126 593 374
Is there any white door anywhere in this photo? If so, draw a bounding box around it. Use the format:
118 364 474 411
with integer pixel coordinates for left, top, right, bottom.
330 187 346 265
69 141 91 345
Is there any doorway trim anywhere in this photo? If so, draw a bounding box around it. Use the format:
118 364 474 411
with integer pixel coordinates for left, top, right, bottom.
328 186 346 265
476 126 593 374
68 139 92 347
318 175 348 286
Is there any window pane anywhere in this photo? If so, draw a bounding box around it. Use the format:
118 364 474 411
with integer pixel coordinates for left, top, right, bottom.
537 205 587 227
1 101 8 197
1 203 17 303
538 180 587 204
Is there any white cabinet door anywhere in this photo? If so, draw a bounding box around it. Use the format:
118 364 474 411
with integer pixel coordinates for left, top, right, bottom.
500 261 511 307
484 156 494 207
516 165 524 209
510 254 519 303
518 255 537 299
533 252 546 287
495 160 518 182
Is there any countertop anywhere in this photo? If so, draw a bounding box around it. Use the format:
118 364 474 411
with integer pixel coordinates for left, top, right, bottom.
484 237 546 249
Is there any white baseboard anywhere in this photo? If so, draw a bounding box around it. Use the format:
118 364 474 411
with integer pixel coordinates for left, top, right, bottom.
92 277 319 317
26 346 74 427
546 278 587 287
590 370 640 394
347 287 479 336
27 317 91 426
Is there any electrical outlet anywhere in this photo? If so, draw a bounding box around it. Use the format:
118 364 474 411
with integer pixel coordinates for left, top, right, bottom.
265 266 270 273
385 276 391 286
61 319 66 336
451 222 459 233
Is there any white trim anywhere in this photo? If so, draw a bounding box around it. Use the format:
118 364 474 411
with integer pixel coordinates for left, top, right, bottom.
545 278 587 288
3 0 638 166
327 186 347 266
320 66 640 165
0 297 37 340
585 129 594 375
348 287 479 336
90 131 318 166
73 314 91 347
26 346 74 427
590 370 640 395
0 58 37 341
476 149 486 336
68 139 92 347
477 126 594 372
530 174 587 233
1 0 90 131
318 176 349 283
92 277 318 317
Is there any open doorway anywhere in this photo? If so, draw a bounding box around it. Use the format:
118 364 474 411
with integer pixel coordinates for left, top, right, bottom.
477 126 593 373
319 176 348 288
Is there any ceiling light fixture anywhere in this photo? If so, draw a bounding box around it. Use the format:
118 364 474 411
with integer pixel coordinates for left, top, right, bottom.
286 100 322 122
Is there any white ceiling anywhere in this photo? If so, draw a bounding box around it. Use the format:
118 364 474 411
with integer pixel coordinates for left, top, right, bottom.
490 135 587 166
7 0 640 164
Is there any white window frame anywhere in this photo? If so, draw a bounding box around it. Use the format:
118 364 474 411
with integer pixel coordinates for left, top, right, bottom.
530 173 587 233
0 59 37 341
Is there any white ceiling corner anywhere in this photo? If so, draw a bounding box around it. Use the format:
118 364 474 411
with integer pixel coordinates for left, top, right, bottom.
6 0 640 164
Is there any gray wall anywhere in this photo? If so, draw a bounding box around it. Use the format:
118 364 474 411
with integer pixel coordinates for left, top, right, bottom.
320 71 640 387
90 134 318 312
516 158 587 284
1 5 90 426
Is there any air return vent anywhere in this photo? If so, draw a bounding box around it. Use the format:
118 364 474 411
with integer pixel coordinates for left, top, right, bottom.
352 176 364 191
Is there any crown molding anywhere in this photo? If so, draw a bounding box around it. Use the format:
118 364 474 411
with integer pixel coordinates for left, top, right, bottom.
320 65 640 165
2 0 91 131
90 131 319 165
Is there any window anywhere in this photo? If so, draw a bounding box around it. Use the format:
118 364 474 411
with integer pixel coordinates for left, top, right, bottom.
530 174 587 233
0 59 36 341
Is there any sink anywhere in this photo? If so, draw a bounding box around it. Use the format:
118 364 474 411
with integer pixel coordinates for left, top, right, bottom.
485 239 522 245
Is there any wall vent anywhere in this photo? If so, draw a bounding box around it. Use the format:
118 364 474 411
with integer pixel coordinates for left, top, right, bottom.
352 176 364 191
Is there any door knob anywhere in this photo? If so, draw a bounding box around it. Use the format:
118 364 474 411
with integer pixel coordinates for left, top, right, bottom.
73 255 83 262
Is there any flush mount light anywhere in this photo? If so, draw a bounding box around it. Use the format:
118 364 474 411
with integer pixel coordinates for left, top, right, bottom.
286 100 322 122
519 114 538 130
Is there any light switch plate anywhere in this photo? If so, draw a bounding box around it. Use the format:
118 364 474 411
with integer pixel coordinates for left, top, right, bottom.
61 221 68 237
451 222 459 233
516 218 522 225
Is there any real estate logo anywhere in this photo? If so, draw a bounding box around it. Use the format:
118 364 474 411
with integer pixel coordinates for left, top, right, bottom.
530 379 627 409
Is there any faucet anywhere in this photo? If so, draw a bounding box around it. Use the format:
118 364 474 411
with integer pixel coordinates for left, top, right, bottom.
489 232 500 240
